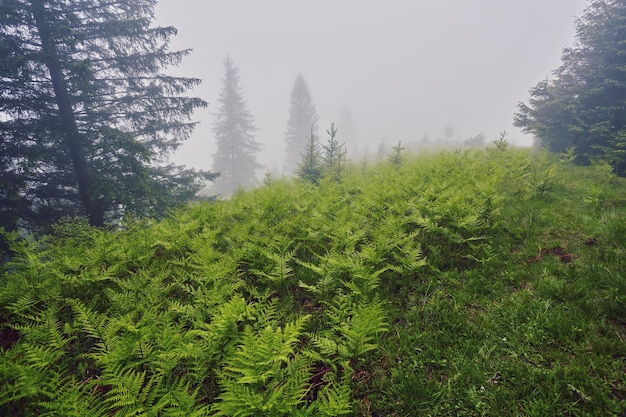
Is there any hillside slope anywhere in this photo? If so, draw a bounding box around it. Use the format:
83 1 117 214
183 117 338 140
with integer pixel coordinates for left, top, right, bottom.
1 148 625 416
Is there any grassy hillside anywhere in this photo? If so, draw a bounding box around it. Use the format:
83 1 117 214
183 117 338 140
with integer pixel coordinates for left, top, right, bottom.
1 148 625 416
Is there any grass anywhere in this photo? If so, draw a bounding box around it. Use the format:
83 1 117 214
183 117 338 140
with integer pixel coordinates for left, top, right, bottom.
0 147 625 416
372 155 626 416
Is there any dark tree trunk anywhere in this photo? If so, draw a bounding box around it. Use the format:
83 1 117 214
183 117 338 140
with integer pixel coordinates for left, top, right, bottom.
30 0 104 226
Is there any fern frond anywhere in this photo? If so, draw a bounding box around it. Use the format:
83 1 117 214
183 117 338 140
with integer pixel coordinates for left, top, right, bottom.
37 375 101 417
214 316 311 416
340 300 387 357
149 379 208 417
187 295 250 363
315 298 387 361
309 334 348 358
69 299 115 354
102 366 159 414
23 343 63 371
249 247 296 288
314 372 354 416
6 293 39 316
295 258 325 277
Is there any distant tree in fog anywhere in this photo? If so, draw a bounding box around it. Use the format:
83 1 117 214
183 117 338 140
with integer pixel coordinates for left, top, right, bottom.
284 74 319 174
464 132 486 148
211 57 262 196
443 124 455 141
337 105 358 157
376 139 388 160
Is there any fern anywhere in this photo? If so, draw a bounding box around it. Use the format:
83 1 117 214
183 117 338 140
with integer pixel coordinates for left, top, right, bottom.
249 246 297 291
310 334 349 359
387 237 429 276
314 372 354 416
70 299 117 355
101 366 158 414
37 375 101 417
214 316 311 416
187 295 251 366
0 304 95 416
149 379 210 417
296 258 342 299
339 300 387 357
313 297 387 362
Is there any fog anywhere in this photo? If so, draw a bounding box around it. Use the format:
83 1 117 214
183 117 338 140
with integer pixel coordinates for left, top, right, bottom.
154 0 588 174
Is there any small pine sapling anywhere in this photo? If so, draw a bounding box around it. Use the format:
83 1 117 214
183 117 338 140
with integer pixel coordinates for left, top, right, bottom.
389 141 405 166
493 131 509 151
297 125 323 184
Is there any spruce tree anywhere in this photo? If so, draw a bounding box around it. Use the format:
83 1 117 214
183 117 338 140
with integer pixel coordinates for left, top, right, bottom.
337 105 358 158
389 141 405 166
322 122 346 180
211 57 262 196
376 140 387 161
515 0 626 176
296 126 322 184
0 0 214 232
284 74 319 174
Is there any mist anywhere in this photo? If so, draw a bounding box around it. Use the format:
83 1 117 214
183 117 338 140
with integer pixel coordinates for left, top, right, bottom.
154 0 588 174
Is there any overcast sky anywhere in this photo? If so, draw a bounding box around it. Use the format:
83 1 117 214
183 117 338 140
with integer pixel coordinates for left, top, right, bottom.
154 0 588 174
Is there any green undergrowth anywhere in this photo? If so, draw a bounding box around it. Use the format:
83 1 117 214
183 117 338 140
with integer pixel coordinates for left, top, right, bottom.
1 148 625 416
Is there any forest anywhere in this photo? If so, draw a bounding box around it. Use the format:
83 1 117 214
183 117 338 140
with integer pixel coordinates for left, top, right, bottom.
1 0 626 415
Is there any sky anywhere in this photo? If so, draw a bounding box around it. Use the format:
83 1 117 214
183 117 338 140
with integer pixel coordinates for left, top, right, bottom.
154 0 589 175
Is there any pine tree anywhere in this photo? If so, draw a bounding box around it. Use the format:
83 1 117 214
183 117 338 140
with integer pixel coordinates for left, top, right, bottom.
337 105 358 158
211 57 262 196
284 74 319 175
376 139 387 161
389 141 405 166
0 0 215 231
322 122 346 180
296 126 322 184
515 0 626 176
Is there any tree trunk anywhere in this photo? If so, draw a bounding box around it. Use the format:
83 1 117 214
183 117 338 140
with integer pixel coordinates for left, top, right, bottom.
30 0 104 226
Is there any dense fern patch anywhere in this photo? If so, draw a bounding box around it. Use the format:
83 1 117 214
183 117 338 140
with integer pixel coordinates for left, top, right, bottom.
1 148 625 416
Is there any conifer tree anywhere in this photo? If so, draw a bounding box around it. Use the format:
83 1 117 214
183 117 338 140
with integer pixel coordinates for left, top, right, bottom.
389 141 405 166
296 126 322 184
0 0 215 231
322 122 347 180
211 57 262 196
515 0 626 176
337 105 358 158
376 140 388 161
284 74 319 174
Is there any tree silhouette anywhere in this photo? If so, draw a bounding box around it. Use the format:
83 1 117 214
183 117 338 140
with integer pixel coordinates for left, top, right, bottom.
515 0 626 176
211 57 262 196
337 105 358 158
284 74 319 175
0 0 214 232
